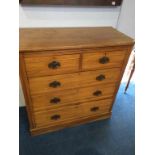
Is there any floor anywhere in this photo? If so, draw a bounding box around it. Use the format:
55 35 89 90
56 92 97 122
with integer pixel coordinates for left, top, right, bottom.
19 82 135 155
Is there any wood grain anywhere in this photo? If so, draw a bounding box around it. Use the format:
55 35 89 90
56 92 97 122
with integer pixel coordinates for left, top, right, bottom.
31 83 116 111
24 53 80 77
29 68 121 95
19 27 134 52
82 50 126 70
19 54 36 128
19 27 134 135
30 113 111 136
109 46 134 111
34 98 112 127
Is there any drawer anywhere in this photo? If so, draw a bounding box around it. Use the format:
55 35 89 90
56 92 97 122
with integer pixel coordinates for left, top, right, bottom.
29 68 121 95
24 53 80 77
82 50 126 70
31 83 116 111
34 98 112 127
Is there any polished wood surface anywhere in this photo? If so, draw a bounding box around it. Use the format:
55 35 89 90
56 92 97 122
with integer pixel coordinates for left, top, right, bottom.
82 50 126 70
20 27 134 52
31 113 111 136
34 98 112 127
19 27 134 135
20 54 36 128
29 68 121 95
32 83 116 111
24 53 80 77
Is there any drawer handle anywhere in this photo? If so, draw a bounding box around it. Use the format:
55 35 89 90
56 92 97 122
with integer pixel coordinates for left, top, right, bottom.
49 81 61 88
93 90 102 96
91 107 99 112
51 114 61 120
48 61 61 69
96 74 105 81
99 56 109 64
50 97 61 104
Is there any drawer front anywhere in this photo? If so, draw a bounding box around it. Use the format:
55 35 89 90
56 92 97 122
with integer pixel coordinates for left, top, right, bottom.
32 83 116 111
82 50 126 70
24 53 80 77
29 68 121 95
34 99 112 127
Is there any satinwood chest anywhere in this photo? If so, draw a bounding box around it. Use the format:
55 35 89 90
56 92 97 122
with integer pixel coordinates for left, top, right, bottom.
19 27 134 135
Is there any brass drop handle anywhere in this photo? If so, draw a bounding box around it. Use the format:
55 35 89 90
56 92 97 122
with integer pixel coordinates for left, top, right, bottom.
48 61 61 69
51 114 61 120
50 97 61 104
99 56 109 64
96 74 105 81
93 90 102 96
90 107 99 112
49 81 61 88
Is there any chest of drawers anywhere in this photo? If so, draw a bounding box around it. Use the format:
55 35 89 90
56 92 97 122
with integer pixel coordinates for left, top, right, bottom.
20 27 134 135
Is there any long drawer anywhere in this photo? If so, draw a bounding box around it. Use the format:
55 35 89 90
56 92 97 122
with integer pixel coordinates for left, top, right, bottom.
34 98 112 127
29 68 121 95
24 53 80 77
31 83 116 111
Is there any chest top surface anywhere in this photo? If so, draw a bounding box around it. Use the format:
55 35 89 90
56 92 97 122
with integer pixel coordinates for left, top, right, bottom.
19 27 134 52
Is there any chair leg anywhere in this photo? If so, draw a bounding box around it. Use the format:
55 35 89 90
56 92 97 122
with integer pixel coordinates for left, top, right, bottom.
124 63 135 93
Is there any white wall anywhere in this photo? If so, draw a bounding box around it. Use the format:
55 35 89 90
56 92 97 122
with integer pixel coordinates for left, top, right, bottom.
117 0 135 38
19 6 121 27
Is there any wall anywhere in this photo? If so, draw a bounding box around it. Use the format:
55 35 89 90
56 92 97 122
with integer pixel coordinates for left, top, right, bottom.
19 6 121 27
117 0 135 38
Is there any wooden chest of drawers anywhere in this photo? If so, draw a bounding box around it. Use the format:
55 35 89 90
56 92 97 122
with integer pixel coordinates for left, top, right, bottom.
19 27 134 135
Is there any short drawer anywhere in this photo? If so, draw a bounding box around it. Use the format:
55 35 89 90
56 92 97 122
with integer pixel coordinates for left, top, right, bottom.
24 53 80 77
31 83 116 111
82 50 126 70
29 68 121 95
34 98 112 127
